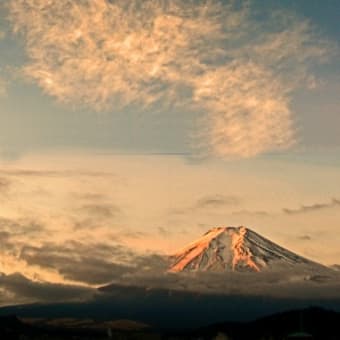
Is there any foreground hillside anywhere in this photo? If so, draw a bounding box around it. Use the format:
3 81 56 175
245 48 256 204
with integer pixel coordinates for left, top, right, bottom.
1 307 340 339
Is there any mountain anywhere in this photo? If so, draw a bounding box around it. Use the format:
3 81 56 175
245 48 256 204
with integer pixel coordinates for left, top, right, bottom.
169 226 324 273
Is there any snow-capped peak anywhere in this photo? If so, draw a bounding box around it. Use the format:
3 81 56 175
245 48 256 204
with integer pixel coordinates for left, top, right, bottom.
169 226 315 273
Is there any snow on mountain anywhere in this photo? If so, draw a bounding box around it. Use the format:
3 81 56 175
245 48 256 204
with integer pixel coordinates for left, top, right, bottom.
169 226 322 273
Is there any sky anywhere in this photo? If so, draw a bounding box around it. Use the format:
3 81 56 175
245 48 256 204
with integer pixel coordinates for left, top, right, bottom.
0 0 340 304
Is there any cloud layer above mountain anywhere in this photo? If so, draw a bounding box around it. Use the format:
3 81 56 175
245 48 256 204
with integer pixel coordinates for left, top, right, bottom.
7 0 333 158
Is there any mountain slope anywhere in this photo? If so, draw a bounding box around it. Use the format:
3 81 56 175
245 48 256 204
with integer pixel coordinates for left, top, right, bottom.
169 226 322 273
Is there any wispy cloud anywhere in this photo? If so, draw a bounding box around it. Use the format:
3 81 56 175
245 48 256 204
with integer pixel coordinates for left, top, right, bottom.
231 209 269 217
0 216 45 238
298 235 312 241
0 169 115 178
195 194 240 209
169 194 241 217
78 203 122 220
283 198 340 215
8 0 334 158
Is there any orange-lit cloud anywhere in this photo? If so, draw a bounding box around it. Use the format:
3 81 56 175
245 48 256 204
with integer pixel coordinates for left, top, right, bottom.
8 0 332 158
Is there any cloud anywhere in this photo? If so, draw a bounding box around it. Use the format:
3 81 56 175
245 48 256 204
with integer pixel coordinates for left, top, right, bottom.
0 66 7 97
8 0 334 158
18 240 167 286
0 216 45 238
101 267 340 300
195 194 240 209
0 169 114 178
2 256 340 306
1 214 340 302
72 194 124 229
298 235 312 241
283 198 340 215
0 77 6 97
0 177 11 193
0 272 94 305
170 194 241 218
0 217 48 273
19 242 133 285
158 226 171 237
231 209 269 217
78 203 122 219
70 192 108 201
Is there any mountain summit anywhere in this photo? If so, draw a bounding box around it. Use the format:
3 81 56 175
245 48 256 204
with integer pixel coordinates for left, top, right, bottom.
169 226 319 273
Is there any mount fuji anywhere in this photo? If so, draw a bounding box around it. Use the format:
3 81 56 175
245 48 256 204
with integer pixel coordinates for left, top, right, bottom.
169 226 326 273
1 226 340 331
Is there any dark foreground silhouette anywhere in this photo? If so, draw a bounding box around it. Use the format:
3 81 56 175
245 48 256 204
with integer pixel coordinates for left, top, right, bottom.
1 307 340 339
